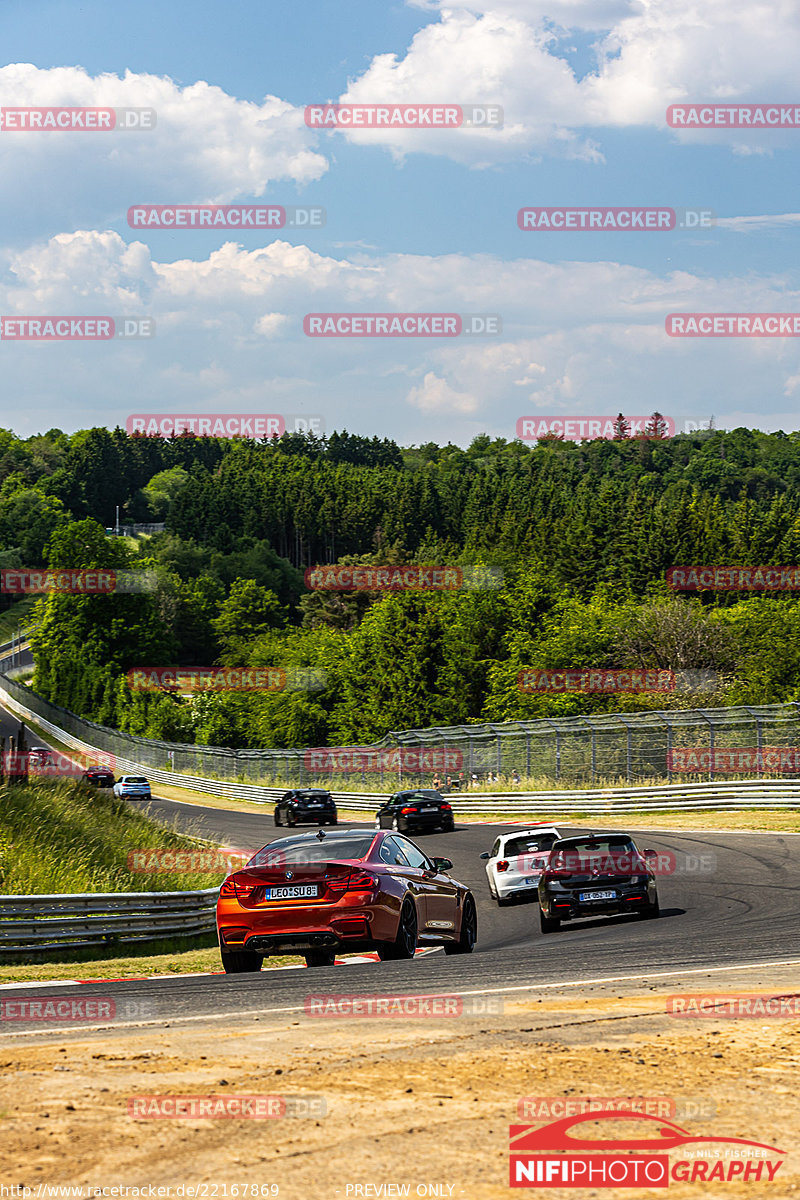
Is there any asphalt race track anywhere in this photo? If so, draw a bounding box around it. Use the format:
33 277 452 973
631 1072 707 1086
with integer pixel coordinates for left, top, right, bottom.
3 725 800 1035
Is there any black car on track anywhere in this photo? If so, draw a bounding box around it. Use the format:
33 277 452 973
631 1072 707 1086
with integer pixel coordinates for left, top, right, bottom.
538 832 660 933
274 788 338 827
82 765 115 788
374 789 454 835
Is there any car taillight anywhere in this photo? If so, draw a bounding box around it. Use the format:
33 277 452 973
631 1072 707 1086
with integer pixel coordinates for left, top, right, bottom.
440 803 452 811
327 869 378 894
219 874 257 900
400 806 418 814
496 860 509 872
544 853 574 880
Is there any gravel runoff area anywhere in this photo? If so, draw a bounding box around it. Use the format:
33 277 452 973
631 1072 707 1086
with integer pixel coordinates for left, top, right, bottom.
1 961 798 1198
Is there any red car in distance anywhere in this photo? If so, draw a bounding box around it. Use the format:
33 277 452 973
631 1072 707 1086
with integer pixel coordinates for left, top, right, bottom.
216 828 477 972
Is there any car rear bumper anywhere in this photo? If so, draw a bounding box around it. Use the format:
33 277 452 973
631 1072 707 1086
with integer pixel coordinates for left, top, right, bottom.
541 890 652 920
218 898 391 954
402 816 452 831
496 877 540 900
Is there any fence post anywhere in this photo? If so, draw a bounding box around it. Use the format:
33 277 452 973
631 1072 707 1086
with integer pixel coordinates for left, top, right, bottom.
615 716 633 782
663 714 673 783
703 713 714 781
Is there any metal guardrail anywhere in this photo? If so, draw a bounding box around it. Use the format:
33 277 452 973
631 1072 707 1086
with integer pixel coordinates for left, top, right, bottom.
0 887 219 953
6 662 800 788
2 679 800 814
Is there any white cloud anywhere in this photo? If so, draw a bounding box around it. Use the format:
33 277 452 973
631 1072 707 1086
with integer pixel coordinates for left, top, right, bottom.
407 371 477 412
328 0 800 163
0 64 327 244
255 312 289 337
717 213 800 232
2 228 799 439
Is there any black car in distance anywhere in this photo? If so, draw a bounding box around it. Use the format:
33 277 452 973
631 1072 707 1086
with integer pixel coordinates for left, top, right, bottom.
374 789 454 835
274 788 338 827
82 765 115 788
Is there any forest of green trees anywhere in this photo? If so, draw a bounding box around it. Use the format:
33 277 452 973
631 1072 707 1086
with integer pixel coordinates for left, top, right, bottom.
4 421 800 748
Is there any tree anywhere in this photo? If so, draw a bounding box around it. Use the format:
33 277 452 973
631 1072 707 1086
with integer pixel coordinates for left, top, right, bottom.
613 414 631 440
644 412 669 439
213 579 287 658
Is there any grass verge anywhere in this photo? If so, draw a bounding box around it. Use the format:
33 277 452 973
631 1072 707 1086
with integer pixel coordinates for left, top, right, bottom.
0 597 37 644
0 778 229 894
0 938 306 982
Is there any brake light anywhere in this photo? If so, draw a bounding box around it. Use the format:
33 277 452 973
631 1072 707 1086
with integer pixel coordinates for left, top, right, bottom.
440 803 452 811
542 853 573 881
496 860 509 872
400 806 418 814
219 874 258 900
327 869 378 894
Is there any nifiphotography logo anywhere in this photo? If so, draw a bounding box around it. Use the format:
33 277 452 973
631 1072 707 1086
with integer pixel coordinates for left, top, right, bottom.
508 1111 785 1187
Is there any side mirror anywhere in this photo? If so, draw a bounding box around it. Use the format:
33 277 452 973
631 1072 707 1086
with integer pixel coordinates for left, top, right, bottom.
643 848 657 859
433 857 453 872
479 851 490 860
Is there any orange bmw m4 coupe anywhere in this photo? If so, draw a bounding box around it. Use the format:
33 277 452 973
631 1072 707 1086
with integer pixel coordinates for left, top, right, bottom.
216 827 477 971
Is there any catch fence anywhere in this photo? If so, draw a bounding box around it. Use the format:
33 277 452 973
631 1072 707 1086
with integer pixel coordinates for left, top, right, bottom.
1 670 800 787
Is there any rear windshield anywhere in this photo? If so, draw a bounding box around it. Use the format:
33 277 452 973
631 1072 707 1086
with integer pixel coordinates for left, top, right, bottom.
504 834 558 856
556 837 635 856
396 792 440 802
248 835 374 865
124 777 148 784
296 792 332 800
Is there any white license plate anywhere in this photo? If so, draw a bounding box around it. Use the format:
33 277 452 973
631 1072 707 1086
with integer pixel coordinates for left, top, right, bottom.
307 803 322 807
579 890 616 902
525 877 538 885
264 885 318 900
421 806 437 811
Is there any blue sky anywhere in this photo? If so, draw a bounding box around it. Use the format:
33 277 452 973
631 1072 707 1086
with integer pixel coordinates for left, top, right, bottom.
1 0 799 443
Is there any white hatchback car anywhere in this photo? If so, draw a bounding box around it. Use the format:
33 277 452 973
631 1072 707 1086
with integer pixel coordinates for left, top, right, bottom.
480 826 563 905
113 775 152 800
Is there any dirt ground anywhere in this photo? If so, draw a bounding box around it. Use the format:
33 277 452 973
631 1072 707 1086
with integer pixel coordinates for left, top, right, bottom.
1 963 798 1199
